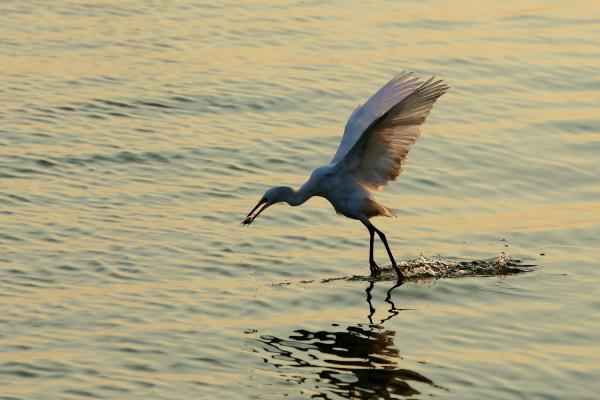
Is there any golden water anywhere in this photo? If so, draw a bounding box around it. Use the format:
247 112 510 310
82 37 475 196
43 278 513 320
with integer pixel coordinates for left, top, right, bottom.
1 1 599 398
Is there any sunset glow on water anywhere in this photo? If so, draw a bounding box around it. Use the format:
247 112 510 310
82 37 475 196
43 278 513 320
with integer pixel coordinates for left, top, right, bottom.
1 1 599 398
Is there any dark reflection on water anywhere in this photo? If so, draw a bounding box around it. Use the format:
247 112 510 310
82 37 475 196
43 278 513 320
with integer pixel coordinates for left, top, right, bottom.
249 258 534 398
250 282 441 399
365 280 413 325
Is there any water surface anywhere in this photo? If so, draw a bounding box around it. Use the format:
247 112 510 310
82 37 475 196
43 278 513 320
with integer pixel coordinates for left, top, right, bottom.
1 1 599 399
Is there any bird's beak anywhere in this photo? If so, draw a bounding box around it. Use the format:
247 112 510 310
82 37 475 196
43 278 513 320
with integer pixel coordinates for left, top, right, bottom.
242 197 270 226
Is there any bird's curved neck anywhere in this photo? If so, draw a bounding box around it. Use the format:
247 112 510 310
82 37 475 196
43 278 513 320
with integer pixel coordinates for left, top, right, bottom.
285 187 310 206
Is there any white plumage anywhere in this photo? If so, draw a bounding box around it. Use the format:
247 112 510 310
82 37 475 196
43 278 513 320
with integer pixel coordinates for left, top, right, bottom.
243 72 448 280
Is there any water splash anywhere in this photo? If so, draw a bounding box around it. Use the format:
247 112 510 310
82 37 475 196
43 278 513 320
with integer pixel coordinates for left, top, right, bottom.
277 253 536 286
395 251 530 279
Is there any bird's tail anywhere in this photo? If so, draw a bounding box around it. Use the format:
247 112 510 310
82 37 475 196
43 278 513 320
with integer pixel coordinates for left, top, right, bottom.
367 198 397 218
381 204 397 218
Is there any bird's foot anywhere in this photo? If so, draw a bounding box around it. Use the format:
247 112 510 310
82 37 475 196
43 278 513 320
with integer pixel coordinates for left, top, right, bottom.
392 263 405 281
369 261 381 277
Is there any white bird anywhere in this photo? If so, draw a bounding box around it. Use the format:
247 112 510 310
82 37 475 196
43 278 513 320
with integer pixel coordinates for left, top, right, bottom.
243 71 448 280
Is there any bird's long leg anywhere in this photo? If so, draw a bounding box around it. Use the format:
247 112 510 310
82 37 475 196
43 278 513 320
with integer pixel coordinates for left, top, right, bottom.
368 227 379 275
372 225 404 281
361 219 380 277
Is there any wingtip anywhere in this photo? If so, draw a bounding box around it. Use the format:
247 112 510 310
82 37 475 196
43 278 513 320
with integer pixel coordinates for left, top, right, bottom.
420 77 450 98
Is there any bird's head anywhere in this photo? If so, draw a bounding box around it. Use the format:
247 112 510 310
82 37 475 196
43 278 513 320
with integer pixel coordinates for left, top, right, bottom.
242 186 294 226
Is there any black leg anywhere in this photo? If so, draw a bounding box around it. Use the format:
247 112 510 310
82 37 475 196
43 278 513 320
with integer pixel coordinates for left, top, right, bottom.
373 226 404 280
361 219 380 277
368 227 380 276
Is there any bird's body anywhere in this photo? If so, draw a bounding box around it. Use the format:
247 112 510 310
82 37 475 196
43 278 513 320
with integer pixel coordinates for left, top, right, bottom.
243 72 448 280
296 166 394 219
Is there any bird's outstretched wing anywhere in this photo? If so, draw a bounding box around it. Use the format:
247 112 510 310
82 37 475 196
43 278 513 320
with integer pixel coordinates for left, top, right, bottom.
330 71 421 164
333 75 448 190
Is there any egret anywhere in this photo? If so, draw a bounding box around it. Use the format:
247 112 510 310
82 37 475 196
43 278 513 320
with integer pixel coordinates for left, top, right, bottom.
243 71 448 280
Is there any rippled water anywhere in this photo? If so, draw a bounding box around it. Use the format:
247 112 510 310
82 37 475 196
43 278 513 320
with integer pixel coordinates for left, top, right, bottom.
2 1 599 399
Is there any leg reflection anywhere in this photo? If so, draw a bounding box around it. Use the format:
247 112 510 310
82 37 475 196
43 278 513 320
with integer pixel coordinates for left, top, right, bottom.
365 281 376 324
365 279 411 325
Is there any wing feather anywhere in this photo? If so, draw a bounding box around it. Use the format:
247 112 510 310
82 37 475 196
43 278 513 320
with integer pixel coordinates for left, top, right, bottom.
335 76 448 190
330 71 421 164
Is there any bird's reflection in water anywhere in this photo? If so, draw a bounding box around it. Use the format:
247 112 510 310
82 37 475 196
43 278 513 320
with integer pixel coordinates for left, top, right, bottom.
250 281 438 399
365 279 410 325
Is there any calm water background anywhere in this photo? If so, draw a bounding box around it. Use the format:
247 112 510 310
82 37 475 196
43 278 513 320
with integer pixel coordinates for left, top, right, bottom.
1 1 599 399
